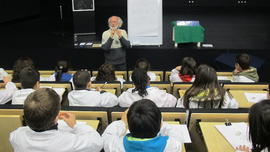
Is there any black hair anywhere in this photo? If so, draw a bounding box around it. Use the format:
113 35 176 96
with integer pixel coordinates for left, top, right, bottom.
73 71 91 90
19 67 40 89
12 57 35 82
24 88 60 132
134 58 151 71
96 63 116 81
55 60 69 82
183 64 225 109
235 53 251 70
131 68 149 97
127 99 161 138
180 57 197 77
249 100 270 152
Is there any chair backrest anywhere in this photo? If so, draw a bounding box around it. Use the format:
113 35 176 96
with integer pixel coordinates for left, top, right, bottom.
188 108 249 129
150 82 171 93
172 82 192 98
109 107 186 124
92 71 127 81
91 81 121 96
223 83 269 90
165 71 171 81
15 81 73 91
61 106 108 131
0 115 23 152
122 82 171 93
128 71 164 81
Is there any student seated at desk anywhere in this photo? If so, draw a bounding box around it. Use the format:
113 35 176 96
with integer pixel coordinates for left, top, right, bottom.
68 71 118 107
130 58 157 81
47 60 73 82
236 99 270 152
119 68 177 107
232 53 259 83
0 76 17 104
170 57 197 83
12 57 35 82
102 99 182 152
0 67 8 80
91 63 125 85
177 65 238 109
12 67 40 104
10 88 103 152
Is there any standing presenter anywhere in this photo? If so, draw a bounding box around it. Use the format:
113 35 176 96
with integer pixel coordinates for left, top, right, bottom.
101 16 131 70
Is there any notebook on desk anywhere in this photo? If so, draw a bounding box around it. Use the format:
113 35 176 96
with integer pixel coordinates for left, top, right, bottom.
215 123 252 149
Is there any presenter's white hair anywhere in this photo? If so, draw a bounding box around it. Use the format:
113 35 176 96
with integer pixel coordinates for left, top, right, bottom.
108 16 123 28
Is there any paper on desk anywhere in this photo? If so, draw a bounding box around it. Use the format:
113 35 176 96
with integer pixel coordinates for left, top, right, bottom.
215 123 252 149
167 124 191 143
244 92 267 103
217 76 231 81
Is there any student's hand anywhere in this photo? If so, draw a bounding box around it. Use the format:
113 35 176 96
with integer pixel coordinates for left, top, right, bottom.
175 66 182 71
3 76 10 84
59 112 76 128
116 30 122 38
96 87 101 92
233 68 240 74
236 145 251 152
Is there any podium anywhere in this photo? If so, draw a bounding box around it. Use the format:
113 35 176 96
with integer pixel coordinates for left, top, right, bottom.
172 21 205 47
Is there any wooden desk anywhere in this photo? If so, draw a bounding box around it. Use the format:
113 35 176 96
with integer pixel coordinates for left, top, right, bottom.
199 122 235 152
77 120 99 130
230 90 268 108
165 121 180 125
179 90 186 97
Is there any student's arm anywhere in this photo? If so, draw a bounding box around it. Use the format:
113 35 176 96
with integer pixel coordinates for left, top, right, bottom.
0 79 17 104
170 68 181 82
222 92 239 109
59 112 103 152
176 97 185 108
118 92 133 107
102 120 127 152
155 89 177 107
100 92 118 107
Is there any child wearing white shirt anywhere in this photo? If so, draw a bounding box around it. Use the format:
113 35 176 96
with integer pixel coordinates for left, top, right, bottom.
68 71 118 107
10 88 102 152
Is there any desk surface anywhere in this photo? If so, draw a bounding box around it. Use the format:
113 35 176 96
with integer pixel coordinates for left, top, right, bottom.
230 90 268 108
77 120 99 130
200 122 236 152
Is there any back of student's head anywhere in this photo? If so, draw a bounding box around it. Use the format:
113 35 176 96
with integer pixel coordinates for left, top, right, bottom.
235 53 250 70
180 57 197 76
96 63 116 81
24 88 60 132
12 57 35 82
184 64 225 108
134 58 151 71
55 60 69 82
127 99 161 138
73 71 91 90
19 67 40 89
249 100 270 152
131 68 149 97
